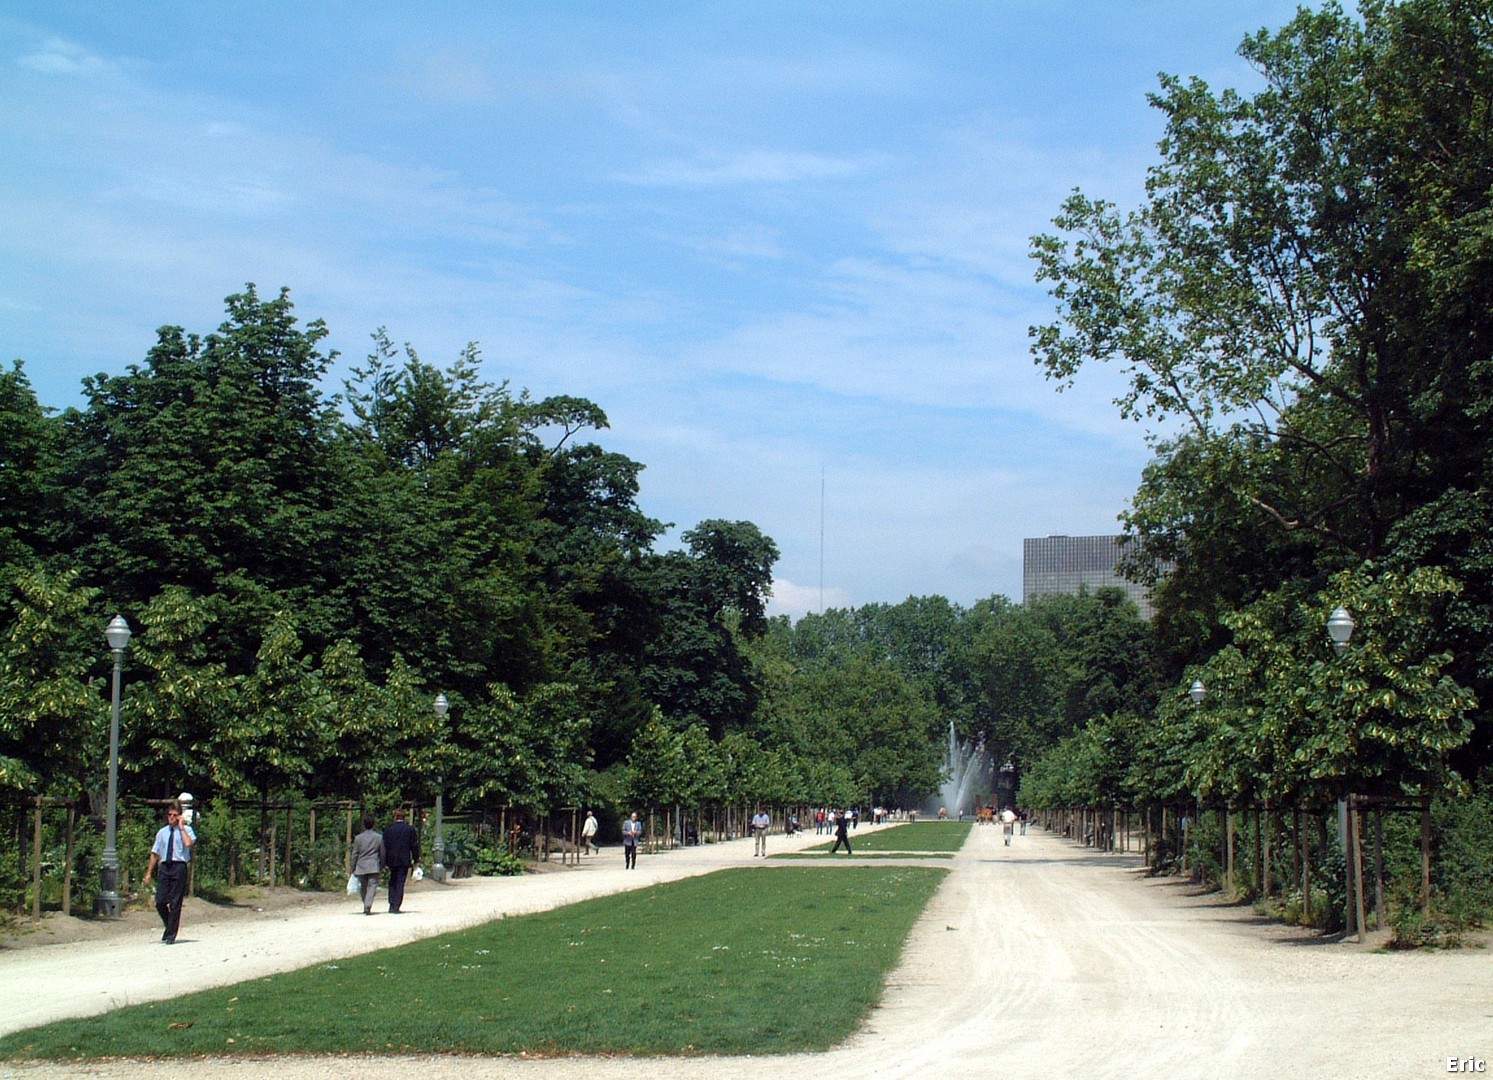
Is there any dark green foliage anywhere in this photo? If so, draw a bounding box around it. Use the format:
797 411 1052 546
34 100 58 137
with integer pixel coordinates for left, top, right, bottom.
56 286 350 664
0 569 102 799
637 521 778 740
0 363 60 570
0 287 791 837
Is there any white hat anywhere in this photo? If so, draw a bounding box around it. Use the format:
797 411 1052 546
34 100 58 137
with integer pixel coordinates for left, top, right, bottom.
178 792 194 803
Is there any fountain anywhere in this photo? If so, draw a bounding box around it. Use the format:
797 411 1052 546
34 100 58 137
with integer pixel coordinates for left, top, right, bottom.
934 721 992 819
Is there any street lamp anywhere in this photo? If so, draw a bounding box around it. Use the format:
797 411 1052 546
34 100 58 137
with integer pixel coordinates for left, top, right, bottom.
999 759 1016 807
1183 679 1207 874
431 693 449 883
98 615 131 917
1327 606 1355 656
1325 606 1363 937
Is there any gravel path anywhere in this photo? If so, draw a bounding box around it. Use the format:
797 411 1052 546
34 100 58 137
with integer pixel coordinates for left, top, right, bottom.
3 823 1489 1079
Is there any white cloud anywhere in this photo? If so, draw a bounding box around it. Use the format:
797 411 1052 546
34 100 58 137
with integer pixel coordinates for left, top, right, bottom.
623 149 869 187
18 37 111 78
4 5 1191 615
767 577 853 620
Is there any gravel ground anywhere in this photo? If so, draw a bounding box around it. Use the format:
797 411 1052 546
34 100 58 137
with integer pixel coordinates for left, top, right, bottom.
2 823 1489 1080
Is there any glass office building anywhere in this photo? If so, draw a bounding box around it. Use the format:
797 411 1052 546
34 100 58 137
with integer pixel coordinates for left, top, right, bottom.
1022 534 1156 619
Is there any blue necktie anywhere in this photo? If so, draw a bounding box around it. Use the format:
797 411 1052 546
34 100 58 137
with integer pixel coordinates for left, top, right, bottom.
166 828 175 863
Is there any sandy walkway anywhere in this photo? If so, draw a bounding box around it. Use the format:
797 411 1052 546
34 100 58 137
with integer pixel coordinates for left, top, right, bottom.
4 824 1489 1079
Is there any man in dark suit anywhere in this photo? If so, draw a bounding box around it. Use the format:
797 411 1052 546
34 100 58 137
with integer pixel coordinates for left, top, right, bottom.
382 808 422 913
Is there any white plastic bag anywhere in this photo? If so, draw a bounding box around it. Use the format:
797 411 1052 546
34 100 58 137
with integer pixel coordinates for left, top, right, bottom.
346 873 360 896
412 866 424 882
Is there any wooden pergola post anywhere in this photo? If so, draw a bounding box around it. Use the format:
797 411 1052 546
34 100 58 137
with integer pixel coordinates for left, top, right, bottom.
1421 800 1432 919
31 796 42 921
1225 808 1235 895
1299 808 1312 925
63 805 76 917
1261 800 1271 899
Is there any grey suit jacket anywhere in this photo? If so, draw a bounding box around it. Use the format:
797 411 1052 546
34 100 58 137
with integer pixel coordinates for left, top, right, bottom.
351 829 386 875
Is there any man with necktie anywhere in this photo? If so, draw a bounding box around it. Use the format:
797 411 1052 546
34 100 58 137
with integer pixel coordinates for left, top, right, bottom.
143 801 195 944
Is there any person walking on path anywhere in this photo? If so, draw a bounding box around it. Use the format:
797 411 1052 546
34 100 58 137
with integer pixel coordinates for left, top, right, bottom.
382 809 420 914
142 801 195 944
582 810 599 855
830 809 852 855
1001 806 1017 846
622 811 643 868
351 815 385 915
751 807 770 857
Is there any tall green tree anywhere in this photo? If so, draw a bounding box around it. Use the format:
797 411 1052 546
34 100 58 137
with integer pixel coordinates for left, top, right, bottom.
638 520 778 739
56 286 350 665
124 586 234 798
0 363 60 571
209 611 329 805
1033 0 1493 567
1030 0 1493 779
0 569 101 798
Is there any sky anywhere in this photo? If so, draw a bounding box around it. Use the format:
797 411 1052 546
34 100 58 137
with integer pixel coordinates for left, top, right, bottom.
1 1 1304 619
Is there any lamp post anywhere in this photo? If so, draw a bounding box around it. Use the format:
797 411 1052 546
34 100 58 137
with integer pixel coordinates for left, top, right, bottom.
1327 606 1355 657
1182 679 1206 874
98 615 132 918
432 693 449 883
1325 606 1365 938
999 759 1015 809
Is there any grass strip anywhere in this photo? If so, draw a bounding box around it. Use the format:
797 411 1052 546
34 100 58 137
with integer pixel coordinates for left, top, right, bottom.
771 852 954 860
800 821 972 854
0 865 945 1061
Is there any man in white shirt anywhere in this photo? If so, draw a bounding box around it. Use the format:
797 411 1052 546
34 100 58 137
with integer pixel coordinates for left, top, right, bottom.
751 808 771 857
143 802 196 944
581 810 599 855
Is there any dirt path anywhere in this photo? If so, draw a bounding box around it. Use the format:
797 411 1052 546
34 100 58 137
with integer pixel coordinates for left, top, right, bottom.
4 824 1489 1079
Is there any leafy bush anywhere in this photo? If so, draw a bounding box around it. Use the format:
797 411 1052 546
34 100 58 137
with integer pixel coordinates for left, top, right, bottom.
1389 907 1464 949
474 848 526 876
1271 886 1332 929
1186 813 1224 889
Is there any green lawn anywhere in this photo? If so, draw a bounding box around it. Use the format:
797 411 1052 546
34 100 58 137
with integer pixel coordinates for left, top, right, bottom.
0 864 946 1061
795 820 972 855
773 851 954 859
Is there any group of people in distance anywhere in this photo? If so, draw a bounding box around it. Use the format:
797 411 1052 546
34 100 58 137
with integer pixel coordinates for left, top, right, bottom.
974 805 1024 845
811 807 862 835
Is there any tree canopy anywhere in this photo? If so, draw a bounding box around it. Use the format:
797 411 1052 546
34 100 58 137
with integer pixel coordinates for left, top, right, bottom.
1026 0 1490 802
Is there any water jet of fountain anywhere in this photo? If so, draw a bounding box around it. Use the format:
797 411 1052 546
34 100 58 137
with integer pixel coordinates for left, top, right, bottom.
933 720 992 819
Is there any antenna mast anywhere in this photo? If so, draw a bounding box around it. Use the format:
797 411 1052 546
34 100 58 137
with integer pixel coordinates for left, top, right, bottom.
819 466 825 613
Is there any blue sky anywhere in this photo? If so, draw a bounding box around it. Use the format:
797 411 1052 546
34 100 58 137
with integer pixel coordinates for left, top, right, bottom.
1 1 1301 618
